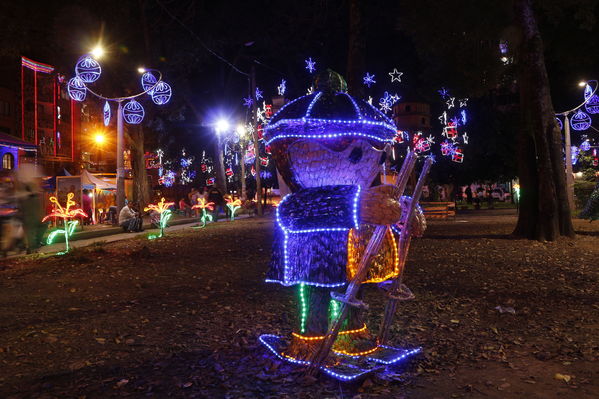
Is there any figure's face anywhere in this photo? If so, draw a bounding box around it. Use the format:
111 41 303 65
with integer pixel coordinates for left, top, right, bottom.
287 139 383 188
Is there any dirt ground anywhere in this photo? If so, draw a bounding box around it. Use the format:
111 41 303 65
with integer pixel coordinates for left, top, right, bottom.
0 210 598 398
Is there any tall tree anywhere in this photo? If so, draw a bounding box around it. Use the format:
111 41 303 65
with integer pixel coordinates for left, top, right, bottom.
398 0 597 240
512 0 574 239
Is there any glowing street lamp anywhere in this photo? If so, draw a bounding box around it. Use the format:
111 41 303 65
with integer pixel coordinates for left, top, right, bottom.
215 119 230 134
236 124 247 138
90 45 105 60
94 133 106 145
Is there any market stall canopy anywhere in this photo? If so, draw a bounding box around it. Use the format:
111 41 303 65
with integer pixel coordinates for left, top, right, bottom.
81 170 116 190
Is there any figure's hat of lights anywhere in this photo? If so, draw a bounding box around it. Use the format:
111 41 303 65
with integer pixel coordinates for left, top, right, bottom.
264 69 396 148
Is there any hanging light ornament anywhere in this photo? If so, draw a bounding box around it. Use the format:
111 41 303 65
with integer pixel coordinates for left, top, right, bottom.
141 71 157 93
584 94 599 114
103 101 111 126
67 76 86 101
580 139 591 151
570 109 592 131
75 56 102 83
151 81 172 105
555 117 563 130
122 99 145 124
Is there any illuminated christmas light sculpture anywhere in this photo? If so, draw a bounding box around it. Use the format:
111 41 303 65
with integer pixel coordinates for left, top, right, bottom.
192 198 214 228
103 101 111 126
67 77 86 102
144 198 174 238
75 56 102 83
570 109 591 131
42 193 88 254
123 99 145 124
151 81 172 105
225 196 242 221
259 70 428 381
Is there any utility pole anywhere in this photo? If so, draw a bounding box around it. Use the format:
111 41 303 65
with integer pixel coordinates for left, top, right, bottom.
251 65 263 216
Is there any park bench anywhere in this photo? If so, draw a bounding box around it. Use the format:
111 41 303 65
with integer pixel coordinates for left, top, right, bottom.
420 201 456 219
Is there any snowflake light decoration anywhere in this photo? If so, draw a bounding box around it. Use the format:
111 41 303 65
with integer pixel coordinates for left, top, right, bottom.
388 68 403 83
255 87 263 101
305 58 316 73
277 79 287 96
243 97 253 108
438 87 449 98
363 73 376 88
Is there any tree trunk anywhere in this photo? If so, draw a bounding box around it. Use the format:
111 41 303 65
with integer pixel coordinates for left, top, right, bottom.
240 148 247 200
346 0 365 97
512 0 574 241
213 136 227 194
130 125 150 208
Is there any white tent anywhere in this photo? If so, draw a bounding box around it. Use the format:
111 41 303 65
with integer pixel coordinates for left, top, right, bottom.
81 170 116 190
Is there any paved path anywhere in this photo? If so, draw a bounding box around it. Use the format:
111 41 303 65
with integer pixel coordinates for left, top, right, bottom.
7 214 253 258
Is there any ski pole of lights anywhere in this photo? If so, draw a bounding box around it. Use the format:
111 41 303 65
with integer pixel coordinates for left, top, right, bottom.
66 48 171 213
556 80 598 210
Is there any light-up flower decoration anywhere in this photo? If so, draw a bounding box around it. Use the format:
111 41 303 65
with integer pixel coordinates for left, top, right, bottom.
42 193 87 254
144 198 174 238
191 198 214 228
225 196 242 221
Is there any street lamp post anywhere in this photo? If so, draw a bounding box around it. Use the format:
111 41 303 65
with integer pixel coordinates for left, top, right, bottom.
563 113 575 209
66 49 171 212
557 80 598 211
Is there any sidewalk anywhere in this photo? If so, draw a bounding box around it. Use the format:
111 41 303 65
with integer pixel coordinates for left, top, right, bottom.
8 212 254 258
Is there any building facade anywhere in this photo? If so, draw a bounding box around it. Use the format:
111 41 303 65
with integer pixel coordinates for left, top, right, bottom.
20 56 81 175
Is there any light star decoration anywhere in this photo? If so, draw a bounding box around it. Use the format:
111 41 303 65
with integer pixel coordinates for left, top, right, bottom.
388 68 403 83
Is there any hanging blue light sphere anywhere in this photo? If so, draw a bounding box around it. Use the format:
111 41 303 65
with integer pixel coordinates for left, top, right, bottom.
570 109 591 131
75 56 102 83
580 140 591 152
103 101 111 126
122 100 145 124
67 76 86 101
555 117 563 130
585 94 599 114
151 81 172 105
141 72 157 93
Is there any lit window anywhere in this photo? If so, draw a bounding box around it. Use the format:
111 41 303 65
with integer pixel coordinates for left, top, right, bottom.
2 153 14 170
